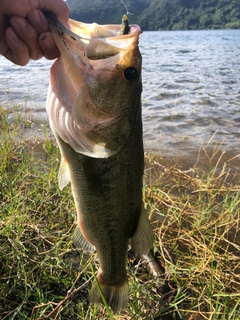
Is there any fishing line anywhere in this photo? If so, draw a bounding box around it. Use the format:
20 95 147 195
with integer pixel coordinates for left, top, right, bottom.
119 0 134 15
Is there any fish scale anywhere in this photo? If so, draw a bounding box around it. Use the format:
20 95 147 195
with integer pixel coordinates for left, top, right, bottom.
45 11 154 313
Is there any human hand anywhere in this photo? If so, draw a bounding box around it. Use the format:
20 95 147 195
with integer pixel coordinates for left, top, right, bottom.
0 0 69 65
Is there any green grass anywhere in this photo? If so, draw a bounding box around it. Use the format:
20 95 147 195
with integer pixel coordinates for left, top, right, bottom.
0 105 239 320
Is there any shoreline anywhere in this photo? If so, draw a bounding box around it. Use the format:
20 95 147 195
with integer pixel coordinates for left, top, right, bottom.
3 104 240 177
4 105 240 185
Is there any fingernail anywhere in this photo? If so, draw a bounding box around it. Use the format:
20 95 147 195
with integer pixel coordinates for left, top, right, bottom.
29 9 42 24
12 16 27 28
6 27 18 41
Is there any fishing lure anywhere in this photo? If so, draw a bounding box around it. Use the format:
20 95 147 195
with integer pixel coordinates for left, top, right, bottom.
120 14 130 35
119 0 133 35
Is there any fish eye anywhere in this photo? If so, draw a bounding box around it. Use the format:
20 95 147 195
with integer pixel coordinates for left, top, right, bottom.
124 67 137 81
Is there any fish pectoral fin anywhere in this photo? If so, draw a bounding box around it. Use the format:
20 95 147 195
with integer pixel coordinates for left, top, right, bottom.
130 204 154 257
58 157 70 190
72 225 95 253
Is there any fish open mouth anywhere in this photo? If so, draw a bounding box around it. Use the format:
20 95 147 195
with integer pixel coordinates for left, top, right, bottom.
44 11 141 60
45 12 142 158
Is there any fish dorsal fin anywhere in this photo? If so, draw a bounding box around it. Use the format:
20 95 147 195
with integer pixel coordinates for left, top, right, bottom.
58 157 70 190
72 225 95 252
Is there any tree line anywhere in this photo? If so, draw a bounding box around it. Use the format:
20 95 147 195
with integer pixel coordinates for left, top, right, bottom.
67 0 240 30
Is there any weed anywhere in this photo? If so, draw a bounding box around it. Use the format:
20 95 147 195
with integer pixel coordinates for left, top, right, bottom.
0 106 239 319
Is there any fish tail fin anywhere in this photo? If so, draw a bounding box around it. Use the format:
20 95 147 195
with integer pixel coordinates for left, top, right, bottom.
89 278 128 313
130 204 154 257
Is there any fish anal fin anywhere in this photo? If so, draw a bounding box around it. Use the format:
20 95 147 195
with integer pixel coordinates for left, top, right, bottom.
89 277 128 313
72 225 95 253
130 204 154 257
58 157 70 190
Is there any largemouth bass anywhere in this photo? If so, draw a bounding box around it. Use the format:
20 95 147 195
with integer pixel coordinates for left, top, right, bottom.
45 12 154 313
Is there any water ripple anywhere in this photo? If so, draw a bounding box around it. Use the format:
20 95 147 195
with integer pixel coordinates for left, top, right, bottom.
0 29 240 167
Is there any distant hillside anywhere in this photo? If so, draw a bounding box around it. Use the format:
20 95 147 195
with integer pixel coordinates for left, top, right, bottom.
138 0 240 30
67 0 151 26
67 0 240 30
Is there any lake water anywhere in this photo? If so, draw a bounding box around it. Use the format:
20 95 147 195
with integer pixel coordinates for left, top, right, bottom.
0 29 240 170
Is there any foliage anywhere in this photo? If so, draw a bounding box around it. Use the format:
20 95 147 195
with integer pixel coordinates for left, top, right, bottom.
67 0 240 30
136 0 240 30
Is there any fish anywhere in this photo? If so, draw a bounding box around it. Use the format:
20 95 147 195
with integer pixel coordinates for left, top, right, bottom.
45 12 154 313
